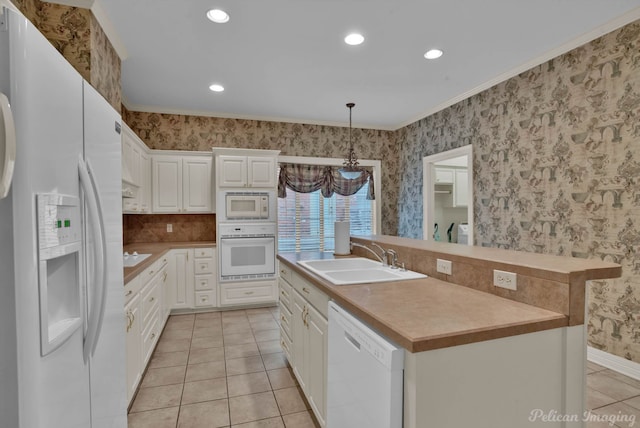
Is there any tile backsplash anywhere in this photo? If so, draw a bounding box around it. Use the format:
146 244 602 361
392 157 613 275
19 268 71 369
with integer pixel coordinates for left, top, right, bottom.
123 214 216 245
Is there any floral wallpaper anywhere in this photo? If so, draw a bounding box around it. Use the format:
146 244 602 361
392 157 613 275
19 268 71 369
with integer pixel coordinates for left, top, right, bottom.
123 110 400 236
10 0 121 111
397 20 640 362
15 0 640 363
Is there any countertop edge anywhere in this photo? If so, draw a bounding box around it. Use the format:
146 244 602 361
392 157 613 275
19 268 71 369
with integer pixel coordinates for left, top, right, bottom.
277 253 570 353
123 241 216 284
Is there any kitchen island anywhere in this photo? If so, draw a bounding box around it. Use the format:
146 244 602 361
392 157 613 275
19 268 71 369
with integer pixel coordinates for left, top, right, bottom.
277 235 621 428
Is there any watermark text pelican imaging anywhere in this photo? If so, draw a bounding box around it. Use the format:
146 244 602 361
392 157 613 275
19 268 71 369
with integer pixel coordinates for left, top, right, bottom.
529 409 636 426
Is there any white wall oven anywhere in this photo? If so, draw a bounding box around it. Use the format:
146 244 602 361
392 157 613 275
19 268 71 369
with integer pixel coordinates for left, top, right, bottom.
219 223 276 282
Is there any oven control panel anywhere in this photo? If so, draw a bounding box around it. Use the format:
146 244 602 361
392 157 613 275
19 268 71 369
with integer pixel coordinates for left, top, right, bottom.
219 222 277 237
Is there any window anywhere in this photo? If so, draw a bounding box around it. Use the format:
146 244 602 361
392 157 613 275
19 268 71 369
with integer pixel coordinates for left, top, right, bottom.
278 181 373 252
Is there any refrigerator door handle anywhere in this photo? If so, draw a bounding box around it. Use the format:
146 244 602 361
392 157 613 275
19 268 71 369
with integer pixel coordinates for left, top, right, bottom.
0 92 16 199
78 156 108 362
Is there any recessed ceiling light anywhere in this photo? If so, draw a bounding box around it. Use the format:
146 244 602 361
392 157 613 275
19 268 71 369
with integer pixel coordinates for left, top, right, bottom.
207 9 229 23
209 84 224 92
424 49 443 60
344 33 364 46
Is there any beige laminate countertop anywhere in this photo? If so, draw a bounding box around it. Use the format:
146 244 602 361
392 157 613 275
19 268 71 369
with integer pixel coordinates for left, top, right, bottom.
123 241 215 284
278 252 568 353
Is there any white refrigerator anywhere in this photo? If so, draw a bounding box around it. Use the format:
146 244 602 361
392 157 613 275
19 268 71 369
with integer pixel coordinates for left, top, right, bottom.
0 7 127 428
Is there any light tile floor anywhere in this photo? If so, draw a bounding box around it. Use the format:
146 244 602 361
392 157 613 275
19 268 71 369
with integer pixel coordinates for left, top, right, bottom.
128 307 320 428
128 308 640 428
586 361 640 428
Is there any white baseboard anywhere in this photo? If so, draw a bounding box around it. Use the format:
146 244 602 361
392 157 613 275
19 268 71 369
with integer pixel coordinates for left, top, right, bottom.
587 346 640 381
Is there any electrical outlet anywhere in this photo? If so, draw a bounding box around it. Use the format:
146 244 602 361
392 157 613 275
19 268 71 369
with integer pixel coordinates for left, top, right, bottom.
167 223 173 233
494 270 517 290
436 259 452 275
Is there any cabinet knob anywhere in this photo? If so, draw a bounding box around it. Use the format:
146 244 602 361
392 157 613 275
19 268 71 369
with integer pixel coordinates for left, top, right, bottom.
302 287 310 294
125 290 132 297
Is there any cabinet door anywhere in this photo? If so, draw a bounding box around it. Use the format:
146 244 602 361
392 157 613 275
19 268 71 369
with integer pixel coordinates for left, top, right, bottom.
139 151 151 213
454 169 468 207
218 155 247 187
183 156 212 212
434 168 454 184
152 156 182 212
248 156 276 187
125 293 141 404
122 128 141 187
307 305 327 427
291 290 308 392
165 249 194 309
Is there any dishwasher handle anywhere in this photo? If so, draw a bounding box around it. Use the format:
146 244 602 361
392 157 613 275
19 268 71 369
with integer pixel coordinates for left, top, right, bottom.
344 331 361 351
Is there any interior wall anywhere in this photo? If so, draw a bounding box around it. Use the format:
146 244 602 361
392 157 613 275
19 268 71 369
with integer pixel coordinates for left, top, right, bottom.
396 19 640 362
10 0 121 111
123 111 400 236
123 214 216 245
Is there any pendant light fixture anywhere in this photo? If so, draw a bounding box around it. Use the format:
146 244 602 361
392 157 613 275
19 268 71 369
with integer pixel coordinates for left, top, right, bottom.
339 102 363 179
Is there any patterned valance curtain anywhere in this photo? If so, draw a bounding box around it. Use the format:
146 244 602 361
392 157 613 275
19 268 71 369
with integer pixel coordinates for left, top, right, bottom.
278 163 375 200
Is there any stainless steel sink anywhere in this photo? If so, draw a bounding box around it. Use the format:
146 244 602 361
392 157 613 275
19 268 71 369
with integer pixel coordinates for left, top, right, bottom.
296 257 427 285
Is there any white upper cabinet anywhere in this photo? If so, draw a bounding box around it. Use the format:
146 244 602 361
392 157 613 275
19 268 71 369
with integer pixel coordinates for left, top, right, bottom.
152 155 182 212
183 157 213 212
122 125 142 187
213 149 280 197
454 169 468 207
248 156 276 188
139 151 151 213
217 154 277 188
434 167 454 184
122 124 151 213
218 155 248 187
152 153 212 213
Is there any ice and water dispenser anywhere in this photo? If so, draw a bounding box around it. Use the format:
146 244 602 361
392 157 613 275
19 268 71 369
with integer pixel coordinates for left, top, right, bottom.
36 193 82 356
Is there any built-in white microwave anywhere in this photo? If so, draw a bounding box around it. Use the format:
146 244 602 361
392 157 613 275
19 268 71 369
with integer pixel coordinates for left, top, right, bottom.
225 192 270 220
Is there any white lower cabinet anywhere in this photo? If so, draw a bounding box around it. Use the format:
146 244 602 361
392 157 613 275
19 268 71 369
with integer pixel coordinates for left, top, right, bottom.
194 247 217 308
124 292 141 404
280 265 328 427
166 249 194 310
220 280 278 306
124 255 168 405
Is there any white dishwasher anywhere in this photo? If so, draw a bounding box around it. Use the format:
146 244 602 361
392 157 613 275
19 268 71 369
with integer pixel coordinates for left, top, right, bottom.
327 301 404 428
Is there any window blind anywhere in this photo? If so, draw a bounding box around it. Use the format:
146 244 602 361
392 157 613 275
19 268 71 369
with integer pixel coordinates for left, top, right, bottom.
277 182 373 253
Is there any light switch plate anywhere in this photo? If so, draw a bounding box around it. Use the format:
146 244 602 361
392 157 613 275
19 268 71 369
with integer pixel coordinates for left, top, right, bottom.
167 223 173 233
436 259 452 275
494 270 517 290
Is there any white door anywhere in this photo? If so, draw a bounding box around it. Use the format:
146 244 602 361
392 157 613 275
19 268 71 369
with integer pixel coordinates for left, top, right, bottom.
248 156 276 187
166 249 194 309
139 151 151 212
454 169 469 207
183 156 212 212
125 293 141 403
152 155 182 212
307 305 328 426
218 155 247 187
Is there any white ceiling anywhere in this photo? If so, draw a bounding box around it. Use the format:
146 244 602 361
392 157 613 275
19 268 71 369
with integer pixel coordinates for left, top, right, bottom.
99 0 640 130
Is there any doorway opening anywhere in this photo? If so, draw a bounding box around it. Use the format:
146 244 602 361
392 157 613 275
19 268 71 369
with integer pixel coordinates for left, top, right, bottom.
422 146 473 245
